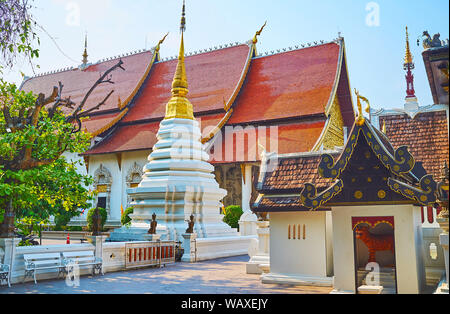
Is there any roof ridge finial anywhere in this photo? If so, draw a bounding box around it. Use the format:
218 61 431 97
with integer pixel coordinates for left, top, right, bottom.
180 0 186 33
404 26 413 66
253 21 267 44
164 0 194 120
354 89 370 126
82 32 88 66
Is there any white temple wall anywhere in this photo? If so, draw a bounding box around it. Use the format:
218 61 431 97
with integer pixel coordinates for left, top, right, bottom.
88 155 122 224
86 151 150 226
267 211 332 280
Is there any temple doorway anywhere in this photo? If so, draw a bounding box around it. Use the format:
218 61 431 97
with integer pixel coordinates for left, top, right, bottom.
352 217 398 294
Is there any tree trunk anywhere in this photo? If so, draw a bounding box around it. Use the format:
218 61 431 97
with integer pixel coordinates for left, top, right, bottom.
0 198 15 238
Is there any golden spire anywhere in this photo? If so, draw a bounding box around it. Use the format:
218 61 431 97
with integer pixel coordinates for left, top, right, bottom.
404 26 413 65
164 0 194 120
82 33 88 65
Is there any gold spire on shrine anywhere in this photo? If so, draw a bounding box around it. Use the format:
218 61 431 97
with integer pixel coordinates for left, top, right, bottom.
82 33 88 65
404 26 414 66
164 0 194 120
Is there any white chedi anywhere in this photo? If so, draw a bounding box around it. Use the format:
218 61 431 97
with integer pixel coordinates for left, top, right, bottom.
125 117 238 242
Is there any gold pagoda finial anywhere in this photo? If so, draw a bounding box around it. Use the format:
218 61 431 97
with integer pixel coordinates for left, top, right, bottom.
164 0 194 120
381 119 387 134
253 21 267 44
82 33 88 65
354 89 370 126
404 26 413 65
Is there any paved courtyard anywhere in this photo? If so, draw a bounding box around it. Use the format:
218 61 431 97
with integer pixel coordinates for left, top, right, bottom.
1 255 332 294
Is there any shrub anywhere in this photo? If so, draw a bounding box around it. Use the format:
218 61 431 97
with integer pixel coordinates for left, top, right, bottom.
86 207 108 231
121 207 134 226
223 205 243 229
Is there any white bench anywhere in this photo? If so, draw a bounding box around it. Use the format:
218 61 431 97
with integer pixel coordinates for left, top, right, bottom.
62 251 103 276
0 263 11 287
23 253 65 284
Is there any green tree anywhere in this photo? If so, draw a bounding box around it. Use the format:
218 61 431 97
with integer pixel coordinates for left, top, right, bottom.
223 205 243 229
121 207 134 227
0 0 39 68
0 59 124 238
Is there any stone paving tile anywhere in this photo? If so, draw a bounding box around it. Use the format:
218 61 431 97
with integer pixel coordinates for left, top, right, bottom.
0 255 332 294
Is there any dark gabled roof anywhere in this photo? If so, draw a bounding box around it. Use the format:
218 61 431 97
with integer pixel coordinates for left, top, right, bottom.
300 118 438 210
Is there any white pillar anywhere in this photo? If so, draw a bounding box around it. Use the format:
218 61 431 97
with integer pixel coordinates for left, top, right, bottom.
239 164 258 236
181 233 197 263
246 220 270 274
437 215 449 293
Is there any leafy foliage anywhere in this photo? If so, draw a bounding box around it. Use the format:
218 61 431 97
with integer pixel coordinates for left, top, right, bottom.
0 79 94 232
0 0 39 68
222 205 243 229
121 207 134 226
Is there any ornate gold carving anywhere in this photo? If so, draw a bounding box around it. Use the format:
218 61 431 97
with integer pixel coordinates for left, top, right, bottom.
96 185 108 193
322 96 345 150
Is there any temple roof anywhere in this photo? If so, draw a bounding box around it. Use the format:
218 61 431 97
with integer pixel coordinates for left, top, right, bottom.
253 113 440 213
122 44 252 122
84 39 353 160
228 43 341 124
379 110 449 181
20 49 157 138
20 34 353 161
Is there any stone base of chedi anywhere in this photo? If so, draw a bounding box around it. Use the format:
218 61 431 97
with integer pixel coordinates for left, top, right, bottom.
109 119 254 260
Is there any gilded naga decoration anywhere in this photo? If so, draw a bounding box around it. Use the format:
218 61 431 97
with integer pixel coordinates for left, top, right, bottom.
354 89 370 126
252 21 267 44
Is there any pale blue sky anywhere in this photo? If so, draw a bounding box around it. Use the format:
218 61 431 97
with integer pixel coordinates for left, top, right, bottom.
3 0 449 110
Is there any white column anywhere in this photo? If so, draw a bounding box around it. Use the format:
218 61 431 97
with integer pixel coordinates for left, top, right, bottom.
181 233 197 263
246 220 270 274
239 164 257 236
437 215 449 293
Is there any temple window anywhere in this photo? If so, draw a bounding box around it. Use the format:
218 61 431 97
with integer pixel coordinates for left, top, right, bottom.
93 164 113 215
126 162 143 207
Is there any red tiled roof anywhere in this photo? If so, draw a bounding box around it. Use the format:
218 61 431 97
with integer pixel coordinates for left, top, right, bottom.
380 110 449 181
85 122 161 155
209 120 326 163
122 44 252 123
85 114 225 156
228 43 341 124
86 41 349 157
258 152 337 192
21 51 154 115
